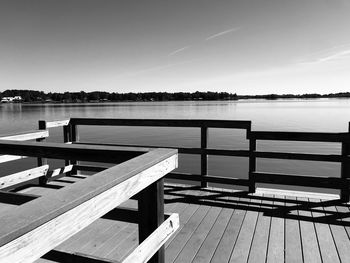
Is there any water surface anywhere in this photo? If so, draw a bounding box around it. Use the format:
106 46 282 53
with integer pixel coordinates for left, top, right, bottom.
1 98 350 193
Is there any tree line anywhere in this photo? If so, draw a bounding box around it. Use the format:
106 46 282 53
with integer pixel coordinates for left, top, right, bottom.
1 89 350 103
0 90 238 102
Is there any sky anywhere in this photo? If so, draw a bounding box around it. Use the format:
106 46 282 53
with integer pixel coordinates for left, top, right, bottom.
0 0 350 95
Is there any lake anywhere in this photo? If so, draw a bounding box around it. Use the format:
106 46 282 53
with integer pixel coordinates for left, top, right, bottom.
1 98 350 194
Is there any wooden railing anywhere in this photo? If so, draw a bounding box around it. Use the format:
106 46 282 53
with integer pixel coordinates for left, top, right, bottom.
0 139 179 262
51 118 350 202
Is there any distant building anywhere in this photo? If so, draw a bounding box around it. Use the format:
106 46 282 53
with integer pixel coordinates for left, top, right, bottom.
1 96 23 103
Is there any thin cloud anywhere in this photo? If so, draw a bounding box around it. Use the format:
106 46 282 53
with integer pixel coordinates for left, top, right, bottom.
297 44 350 65
167 46 190 57
205 27 240 41
317 49 350 62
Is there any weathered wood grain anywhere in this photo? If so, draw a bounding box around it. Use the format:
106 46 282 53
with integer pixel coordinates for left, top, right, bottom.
0 150 177 263
298 197 322 263
210 196 246 263
284 196 303 263
0 165 49 190
247 194 270 263
0 130 49 141
309 198 340 263
123 214 179 263
45 120 70 129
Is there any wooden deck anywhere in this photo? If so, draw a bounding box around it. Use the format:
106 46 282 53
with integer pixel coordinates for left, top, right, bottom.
11 176 350 263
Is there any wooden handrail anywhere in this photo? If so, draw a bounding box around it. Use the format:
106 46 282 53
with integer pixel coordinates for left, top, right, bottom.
42 118 350 200
0 143 178 262
0 130 50 164
70 118 252 129
45 119 70 128
0 140 152 163
0 130 49 141
248 131 350 142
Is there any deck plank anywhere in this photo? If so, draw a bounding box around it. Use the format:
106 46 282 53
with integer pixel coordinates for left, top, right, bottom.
192 189 233 263
210 194 246 263
284 196 303 263
298 197 322 263
266 194 285 263
309 198 340 263
173 206 222 263
325 201 350 262
229 195 259 263
11 184 350 263
247 194 271 263
165 188 211 263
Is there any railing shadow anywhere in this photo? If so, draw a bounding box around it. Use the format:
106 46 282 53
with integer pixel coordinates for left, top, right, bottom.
164 184 350 227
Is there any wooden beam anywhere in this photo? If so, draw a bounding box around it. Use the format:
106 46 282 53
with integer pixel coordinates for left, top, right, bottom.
0 130 49 141
248 135 256 193
201 126 208 188
0 155 26 164
340 122 350 201
0 165 49 190
0 130 49 164
123 213 179 263
37 121 48 185
0 149 177 262
70 118 251 129
0 140 152 163
74 142 250 157
253 151 344 162
138 179 165 263
45 119 70 129
248 131 348 142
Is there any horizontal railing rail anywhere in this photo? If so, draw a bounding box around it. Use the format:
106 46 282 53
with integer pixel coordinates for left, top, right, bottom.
0 130 50 164
57 117 350 201
0 140 178 263
248 126 350 201
70 118 252 129
248 131 350 142
68 118 252 188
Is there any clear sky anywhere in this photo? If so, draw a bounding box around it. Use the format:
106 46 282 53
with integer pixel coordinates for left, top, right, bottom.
1 0 350 95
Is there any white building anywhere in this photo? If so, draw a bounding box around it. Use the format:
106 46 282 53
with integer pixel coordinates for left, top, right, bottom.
1 96 23 103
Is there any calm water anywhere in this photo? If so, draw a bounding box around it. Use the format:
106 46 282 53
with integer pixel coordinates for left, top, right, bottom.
1 98 350 193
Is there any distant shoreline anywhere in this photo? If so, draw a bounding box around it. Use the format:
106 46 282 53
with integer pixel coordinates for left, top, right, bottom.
1 89 350 103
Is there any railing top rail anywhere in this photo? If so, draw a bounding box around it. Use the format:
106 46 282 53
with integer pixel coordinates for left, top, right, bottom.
44 119 70 128
0 140 165 163
0 147 177 248
0 130 49 141
248 131 350 142
69 118 252 129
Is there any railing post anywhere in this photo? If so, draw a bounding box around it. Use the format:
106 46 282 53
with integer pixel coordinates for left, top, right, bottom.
201 126 208 188
341 122 350 202
248 124 256 193
138 179 165 263
37 120 48 185
64 122 79 176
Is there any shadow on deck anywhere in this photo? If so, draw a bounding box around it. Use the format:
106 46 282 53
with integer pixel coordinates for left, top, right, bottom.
25 181 350 263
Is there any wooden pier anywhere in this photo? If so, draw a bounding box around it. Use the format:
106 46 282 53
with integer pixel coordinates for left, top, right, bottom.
0 118 350 262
